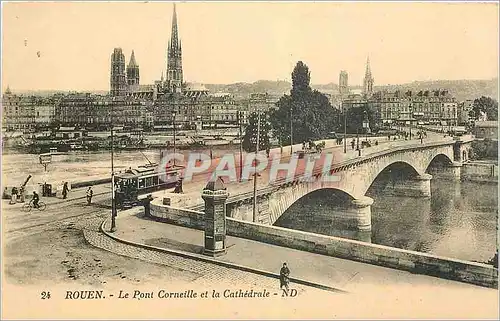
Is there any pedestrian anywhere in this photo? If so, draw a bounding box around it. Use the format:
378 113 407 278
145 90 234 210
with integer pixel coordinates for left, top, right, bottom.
351 139 355 150
32 191 40 209
10 186 18 205
266 147 270 158
62 182 69 199
280 262 291 291
173 177 183 193
86 186 93 205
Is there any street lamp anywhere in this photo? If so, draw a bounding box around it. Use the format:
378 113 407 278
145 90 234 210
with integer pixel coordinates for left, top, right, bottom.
362 110 369 141
238 111 243 182
252 111 261 223
172 111 176 166
343 103 347 153
409 104 413 139
110 100 117 233
290 105 293 154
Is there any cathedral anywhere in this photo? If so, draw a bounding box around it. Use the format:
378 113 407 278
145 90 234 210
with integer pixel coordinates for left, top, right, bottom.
109 3 209 101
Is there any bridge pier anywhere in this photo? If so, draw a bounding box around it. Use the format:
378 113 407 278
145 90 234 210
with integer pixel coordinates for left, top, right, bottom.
385 173 433 197
440 161 463 180
330 196 374 231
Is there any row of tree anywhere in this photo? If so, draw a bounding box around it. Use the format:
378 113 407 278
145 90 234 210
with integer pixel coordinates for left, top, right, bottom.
242 61 498 153
470 96 498 121
242 61 379 152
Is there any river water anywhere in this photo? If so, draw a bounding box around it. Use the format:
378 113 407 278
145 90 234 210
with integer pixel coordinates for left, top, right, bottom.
2 149 497 263
274 179 498 263
1 147 237 188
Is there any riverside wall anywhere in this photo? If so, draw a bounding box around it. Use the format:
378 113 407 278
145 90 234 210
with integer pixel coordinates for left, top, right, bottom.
149 200 498 288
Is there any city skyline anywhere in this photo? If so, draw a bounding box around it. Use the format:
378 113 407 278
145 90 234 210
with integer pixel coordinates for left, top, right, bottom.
1 1 499 92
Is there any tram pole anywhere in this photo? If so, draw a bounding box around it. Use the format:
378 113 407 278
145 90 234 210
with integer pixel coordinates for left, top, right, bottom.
110 100 117 233
252 111 260 223
239 111 243 182
172 111 177 167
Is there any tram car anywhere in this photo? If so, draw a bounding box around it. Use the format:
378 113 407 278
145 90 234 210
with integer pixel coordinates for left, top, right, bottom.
114 164 184 208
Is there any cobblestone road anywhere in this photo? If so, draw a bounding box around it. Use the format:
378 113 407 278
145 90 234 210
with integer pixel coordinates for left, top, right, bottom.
82 216 323 296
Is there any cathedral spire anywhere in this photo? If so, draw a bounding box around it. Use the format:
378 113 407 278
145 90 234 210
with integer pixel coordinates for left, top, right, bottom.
365 56 371 77
171 3 179 51
363 56 374 97
128 50 137 67
166 2 183 93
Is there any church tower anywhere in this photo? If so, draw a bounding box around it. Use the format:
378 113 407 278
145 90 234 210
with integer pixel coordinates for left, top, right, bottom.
339 70 349 96
127 50 140 92
166 3 183 93
363 57 374 97
110 48 127 97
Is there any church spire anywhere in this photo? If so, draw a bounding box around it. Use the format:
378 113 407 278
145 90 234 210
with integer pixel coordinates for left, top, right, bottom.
166 2 183 93
128 50 137 67
171 3 179 51
363 56 374 97
365 56 371 77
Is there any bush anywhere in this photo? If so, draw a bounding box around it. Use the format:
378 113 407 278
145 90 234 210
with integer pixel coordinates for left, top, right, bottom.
470 139 498 160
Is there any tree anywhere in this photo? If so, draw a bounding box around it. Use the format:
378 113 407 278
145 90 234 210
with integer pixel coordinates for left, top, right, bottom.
345 105 381 134
242 112 271 153
269 61 341 145
470 96 498 121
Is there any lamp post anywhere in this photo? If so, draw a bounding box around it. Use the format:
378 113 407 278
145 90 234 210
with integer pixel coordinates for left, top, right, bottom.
110 100 117 233
238 111 243 182
343 103 347 153
252 111 261 223
363 110 369 141
290 105 293 155
409 104 412 140
172 111 176 166
356 128 359 150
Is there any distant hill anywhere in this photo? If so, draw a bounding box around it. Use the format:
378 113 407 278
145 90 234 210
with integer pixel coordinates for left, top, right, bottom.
205 78 498 102
373 79 498 102
9 89 109 97
10 78 498 102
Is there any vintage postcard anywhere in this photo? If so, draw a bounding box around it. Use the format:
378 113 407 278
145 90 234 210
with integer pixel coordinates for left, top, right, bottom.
1 1 499 319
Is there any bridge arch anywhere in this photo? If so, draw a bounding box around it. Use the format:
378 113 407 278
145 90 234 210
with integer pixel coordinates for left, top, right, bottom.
364 161 422 195
228 140 465 229
425 153 454 172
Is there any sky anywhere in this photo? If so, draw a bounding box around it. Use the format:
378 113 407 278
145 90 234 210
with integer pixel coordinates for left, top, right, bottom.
1 1 499 92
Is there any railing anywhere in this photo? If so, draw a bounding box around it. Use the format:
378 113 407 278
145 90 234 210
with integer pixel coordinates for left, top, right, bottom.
228 137 460 202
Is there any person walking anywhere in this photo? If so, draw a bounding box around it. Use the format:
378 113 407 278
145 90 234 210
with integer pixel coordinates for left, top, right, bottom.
279 262 291 291
86 187 93 205
10 187 18 205
62 182 69 199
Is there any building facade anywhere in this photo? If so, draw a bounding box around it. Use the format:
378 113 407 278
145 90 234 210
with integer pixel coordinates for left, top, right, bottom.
2 90 57 133
342 88 459 126
56 94 151 130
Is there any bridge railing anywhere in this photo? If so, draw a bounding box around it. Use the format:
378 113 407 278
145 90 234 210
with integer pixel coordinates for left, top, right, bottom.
266 137 457 189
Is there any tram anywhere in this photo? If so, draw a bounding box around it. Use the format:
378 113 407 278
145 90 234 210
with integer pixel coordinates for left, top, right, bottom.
114 163 184 208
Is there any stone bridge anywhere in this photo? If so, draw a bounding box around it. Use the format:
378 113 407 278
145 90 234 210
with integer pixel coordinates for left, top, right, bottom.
225 136 474 231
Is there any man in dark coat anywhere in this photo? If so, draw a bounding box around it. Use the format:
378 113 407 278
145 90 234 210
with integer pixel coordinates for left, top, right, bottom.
62 182 69 199
32 191 40 208
279 262 290 290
